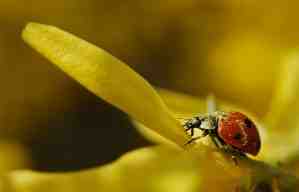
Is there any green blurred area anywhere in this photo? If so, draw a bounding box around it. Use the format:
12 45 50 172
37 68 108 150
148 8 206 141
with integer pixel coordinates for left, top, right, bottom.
0 0 297 171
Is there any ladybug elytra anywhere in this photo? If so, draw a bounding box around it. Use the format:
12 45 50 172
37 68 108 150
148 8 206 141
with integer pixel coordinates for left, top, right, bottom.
184 111 261 156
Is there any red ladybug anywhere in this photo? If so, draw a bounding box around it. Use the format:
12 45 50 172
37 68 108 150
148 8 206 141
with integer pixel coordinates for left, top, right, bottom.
184 111 261 156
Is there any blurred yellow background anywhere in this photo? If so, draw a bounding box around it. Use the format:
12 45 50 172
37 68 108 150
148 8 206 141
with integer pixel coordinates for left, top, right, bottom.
0 0 296 171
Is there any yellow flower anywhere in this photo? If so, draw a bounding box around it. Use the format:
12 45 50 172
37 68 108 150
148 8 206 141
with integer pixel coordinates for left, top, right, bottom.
3 22 299 191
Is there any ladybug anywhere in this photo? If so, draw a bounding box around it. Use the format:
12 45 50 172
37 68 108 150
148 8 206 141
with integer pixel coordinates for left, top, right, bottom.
183 111 261 156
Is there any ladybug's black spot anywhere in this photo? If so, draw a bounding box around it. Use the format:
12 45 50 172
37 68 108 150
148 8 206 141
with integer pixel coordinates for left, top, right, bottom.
244 118 252 128
233 132 242 140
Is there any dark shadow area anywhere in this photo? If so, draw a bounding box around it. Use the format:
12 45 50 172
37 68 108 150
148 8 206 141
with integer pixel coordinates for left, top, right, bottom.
24 88 149 171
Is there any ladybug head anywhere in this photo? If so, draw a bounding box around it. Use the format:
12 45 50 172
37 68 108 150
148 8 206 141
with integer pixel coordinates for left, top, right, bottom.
217 112 261 156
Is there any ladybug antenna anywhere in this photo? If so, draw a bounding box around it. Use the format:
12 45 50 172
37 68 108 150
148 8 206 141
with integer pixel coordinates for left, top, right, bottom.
207 94 216 113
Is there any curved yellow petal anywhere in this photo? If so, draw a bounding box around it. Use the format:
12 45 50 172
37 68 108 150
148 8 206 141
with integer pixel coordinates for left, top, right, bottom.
261 51 299 162
157 88 207 116
132 120 179 147
4 146 298 191
157 88 255 116
22 23 188 146
0 141 30 173
132 88 206 146
3 147 202 192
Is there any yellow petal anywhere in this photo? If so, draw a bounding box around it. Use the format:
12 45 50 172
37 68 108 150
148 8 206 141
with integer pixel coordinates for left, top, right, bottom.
4 146 297 191
22 23 188 146
262 51 299 162
3 147 202 192
132 88 206 146
132 120 179 147
157 88 255 116
157 88 207 116
0 141 30 173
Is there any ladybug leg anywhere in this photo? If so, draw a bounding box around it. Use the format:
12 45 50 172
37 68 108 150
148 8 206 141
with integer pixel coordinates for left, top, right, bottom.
191 128 194 137
209 133 224 149
221 146 246 165
231 155 238 165
185 126 195 136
